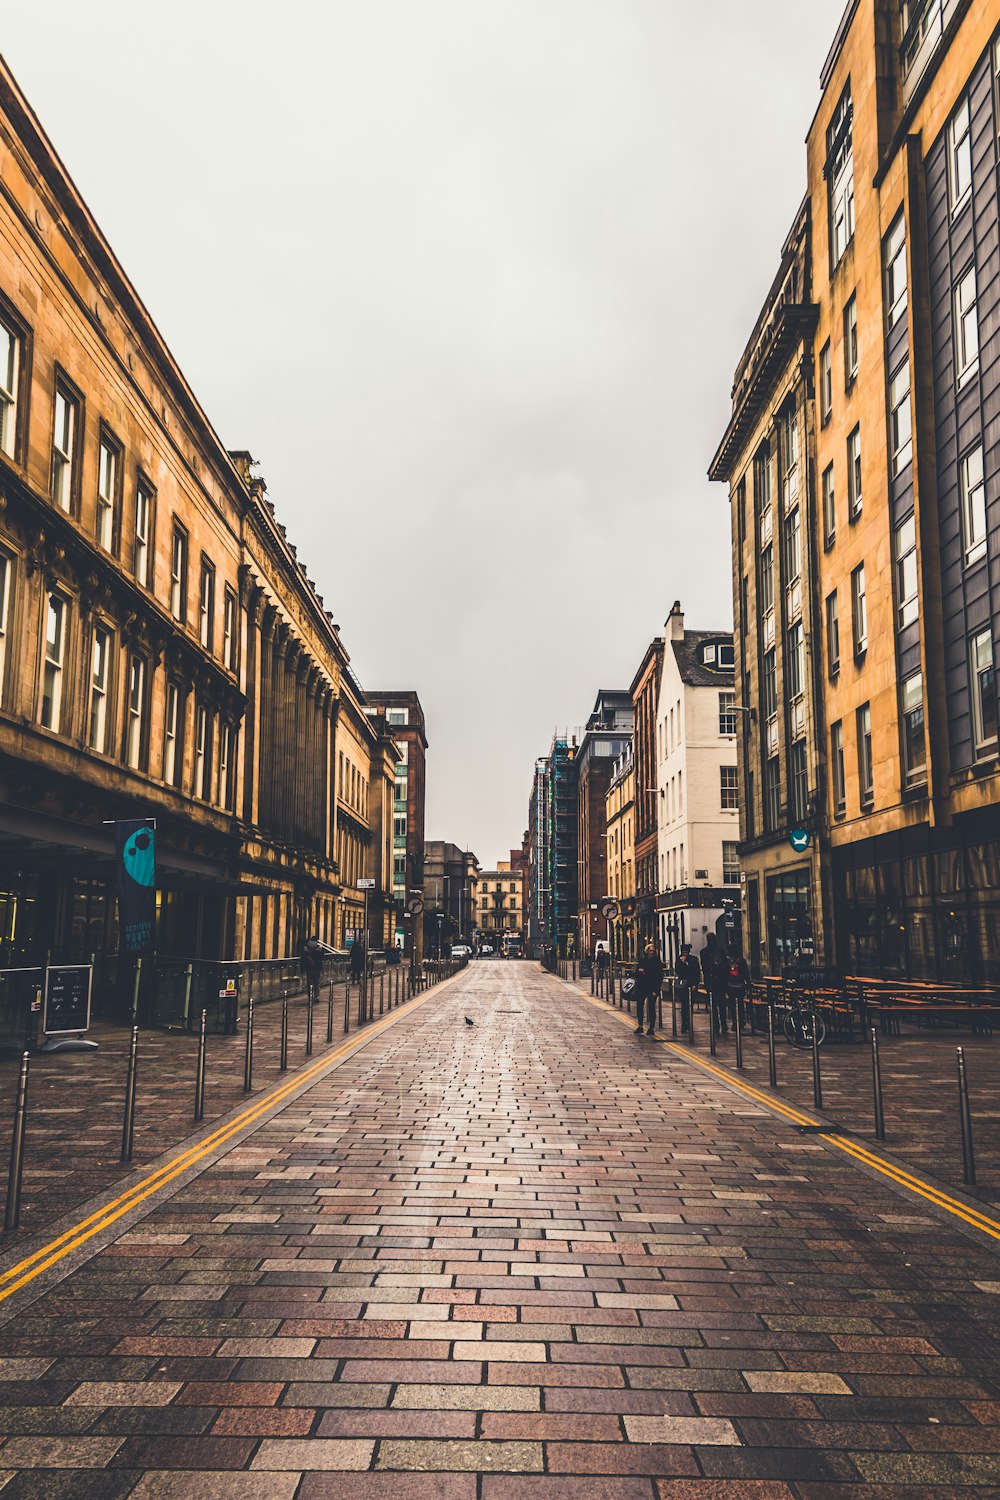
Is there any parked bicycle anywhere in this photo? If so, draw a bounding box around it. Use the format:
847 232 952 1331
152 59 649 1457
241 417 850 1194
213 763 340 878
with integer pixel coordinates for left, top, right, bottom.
783 998 826 1049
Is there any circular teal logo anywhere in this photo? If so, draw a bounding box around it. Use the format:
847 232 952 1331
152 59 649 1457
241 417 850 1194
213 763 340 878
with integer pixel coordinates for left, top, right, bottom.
788 828 811 853
123 826 156 886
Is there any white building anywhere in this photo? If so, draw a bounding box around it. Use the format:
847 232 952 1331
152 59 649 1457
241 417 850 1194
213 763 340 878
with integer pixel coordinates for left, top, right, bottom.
655 602 741 967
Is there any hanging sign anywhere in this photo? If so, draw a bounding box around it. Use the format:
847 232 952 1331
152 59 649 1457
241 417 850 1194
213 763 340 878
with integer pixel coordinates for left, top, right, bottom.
115 819 156 953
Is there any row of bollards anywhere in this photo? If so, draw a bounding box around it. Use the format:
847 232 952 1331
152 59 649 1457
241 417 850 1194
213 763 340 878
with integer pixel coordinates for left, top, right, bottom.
1 960 444 1235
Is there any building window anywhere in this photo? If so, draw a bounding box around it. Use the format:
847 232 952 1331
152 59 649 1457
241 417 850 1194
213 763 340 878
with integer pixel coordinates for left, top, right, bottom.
164 682 180 786
717 642 734 669
762 649 777 722
0 316 22 460
720 765 739 811
759 543 773 618
393 814 407 840
971 631 997 756
0 553 9 705
96 434 119 552
218 722 234 809
125 654 145 770
948 95 972 212
884 211 907 329
844 292 858 386
199 559 214 651
847 425 862 519
170 526 188 622
851 563 867 656
736 478 746 547
88 625 111 753
40 594 66 731
719 692 737 736
902 672 926 782
895 515 918 629
954 265 979 387
828 83 854 266
134 481 152 587
819 341 832 425
789 738 808 824
722 841 739 884
890 361 912 475
782 506 801 584
223 588 237 672
781 404 798 506
754 440 771 523
194 704 209 799
831 721 846 815
826 590 840 676
786 621 805 700
51 384 78 512
822 464 836 547
746 769 755 840
386 707 409 725
961 446 987 566
764 756 781 832
857 702 873 808
739 573 749 639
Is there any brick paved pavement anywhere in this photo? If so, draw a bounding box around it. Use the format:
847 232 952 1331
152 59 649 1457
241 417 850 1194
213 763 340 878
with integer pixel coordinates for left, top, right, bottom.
1 962 1000 1494
572 975 1000 1205
0 976 392 1240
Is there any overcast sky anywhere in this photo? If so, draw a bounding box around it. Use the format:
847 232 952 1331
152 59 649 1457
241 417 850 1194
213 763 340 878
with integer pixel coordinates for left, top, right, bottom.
5 2 844 867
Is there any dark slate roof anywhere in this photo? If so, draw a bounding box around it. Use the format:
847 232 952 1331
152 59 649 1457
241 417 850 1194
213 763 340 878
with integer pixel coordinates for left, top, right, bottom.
672 631 735 688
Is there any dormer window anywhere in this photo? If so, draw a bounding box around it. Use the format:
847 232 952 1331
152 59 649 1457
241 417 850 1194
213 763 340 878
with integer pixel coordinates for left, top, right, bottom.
702 640 734 669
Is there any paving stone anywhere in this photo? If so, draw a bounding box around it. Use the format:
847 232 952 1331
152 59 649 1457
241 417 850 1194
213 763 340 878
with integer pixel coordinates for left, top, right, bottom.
129 1476 301 1499
250 1437 375 1469
624 1415 741 1445
64 1381 183 1406
375 1439 543 1471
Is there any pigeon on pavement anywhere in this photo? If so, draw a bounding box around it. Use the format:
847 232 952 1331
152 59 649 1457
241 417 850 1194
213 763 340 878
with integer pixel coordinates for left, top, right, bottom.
465 1017 474 1026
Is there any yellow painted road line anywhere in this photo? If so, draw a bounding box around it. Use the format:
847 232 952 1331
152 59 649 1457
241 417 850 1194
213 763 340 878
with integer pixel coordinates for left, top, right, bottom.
578 986 1000 1246
0 977 450 1305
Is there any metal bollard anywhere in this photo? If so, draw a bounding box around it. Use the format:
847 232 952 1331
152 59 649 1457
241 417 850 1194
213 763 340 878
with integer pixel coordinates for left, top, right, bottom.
767 1004 777 1089
194 1009 207 1122
379 973 385 1015
708 994 716 1056
306 991 314 1057
3 1052 30 1233
658 990 663 1030
244 996 255 1094
591 964 595 996
327 983 334 1044
958 1046 976 1185
344 979 350 1034
811 1020 822 1111
671 983 677 1039
734 1002 743 1069
870 1026 885 1140
280 995 289 1070
689 994 696 1050
121 1025 139 1162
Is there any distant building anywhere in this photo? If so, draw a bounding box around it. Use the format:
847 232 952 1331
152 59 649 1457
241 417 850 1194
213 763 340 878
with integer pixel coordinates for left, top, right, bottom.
526 760 550 956
477 860 524 945
605 741 636 961
423 841 478 955
366 692 427 960
655 603 741 968
630 643 665 949
574 690 634 959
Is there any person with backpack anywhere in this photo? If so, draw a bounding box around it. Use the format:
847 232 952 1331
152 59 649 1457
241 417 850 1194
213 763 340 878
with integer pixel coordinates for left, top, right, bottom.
700 933 728 1035
632 941 664 1037
675 942 700 1035
725 945 752 1030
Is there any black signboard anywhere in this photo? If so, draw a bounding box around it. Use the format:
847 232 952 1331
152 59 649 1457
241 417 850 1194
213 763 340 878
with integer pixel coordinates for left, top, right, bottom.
782 964 840 989
42 965 93 1036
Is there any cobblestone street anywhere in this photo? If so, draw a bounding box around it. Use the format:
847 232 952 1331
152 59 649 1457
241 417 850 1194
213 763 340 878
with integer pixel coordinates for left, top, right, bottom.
1 962 1000 1496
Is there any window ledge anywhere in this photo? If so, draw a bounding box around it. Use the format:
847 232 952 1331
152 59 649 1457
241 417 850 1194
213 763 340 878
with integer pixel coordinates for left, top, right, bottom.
957 360 979 392
849 507 862 525
824 535 836 552
950 188 972 221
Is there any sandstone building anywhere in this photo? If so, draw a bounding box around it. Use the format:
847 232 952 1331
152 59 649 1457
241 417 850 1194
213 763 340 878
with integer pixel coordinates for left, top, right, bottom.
0 60 398 966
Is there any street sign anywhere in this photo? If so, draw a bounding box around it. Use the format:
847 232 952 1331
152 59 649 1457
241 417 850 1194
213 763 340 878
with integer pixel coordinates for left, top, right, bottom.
788 828 811 852
406 897 424 915
40 964 98 1051
357 878 377 890
599 898 619 921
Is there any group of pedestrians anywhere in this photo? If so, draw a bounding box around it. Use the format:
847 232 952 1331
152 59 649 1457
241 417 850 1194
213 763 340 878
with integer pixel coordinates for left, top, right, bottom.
612 931 751 1040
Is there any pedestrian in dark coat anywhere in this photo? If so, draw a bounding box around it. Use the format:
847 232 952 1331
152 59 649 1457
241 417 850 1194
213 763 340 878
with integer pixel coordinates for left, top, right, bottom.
724 946 752 1030
701 933 728 1035
350 939 365 983
633 942 664 1037
300 935 325 1004
675 943 700 1034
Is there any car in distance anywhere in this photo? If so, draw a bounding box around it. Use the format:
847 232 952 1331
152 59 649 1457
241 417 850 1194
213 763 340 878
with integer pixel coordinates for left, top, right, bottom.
450 944 472 958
